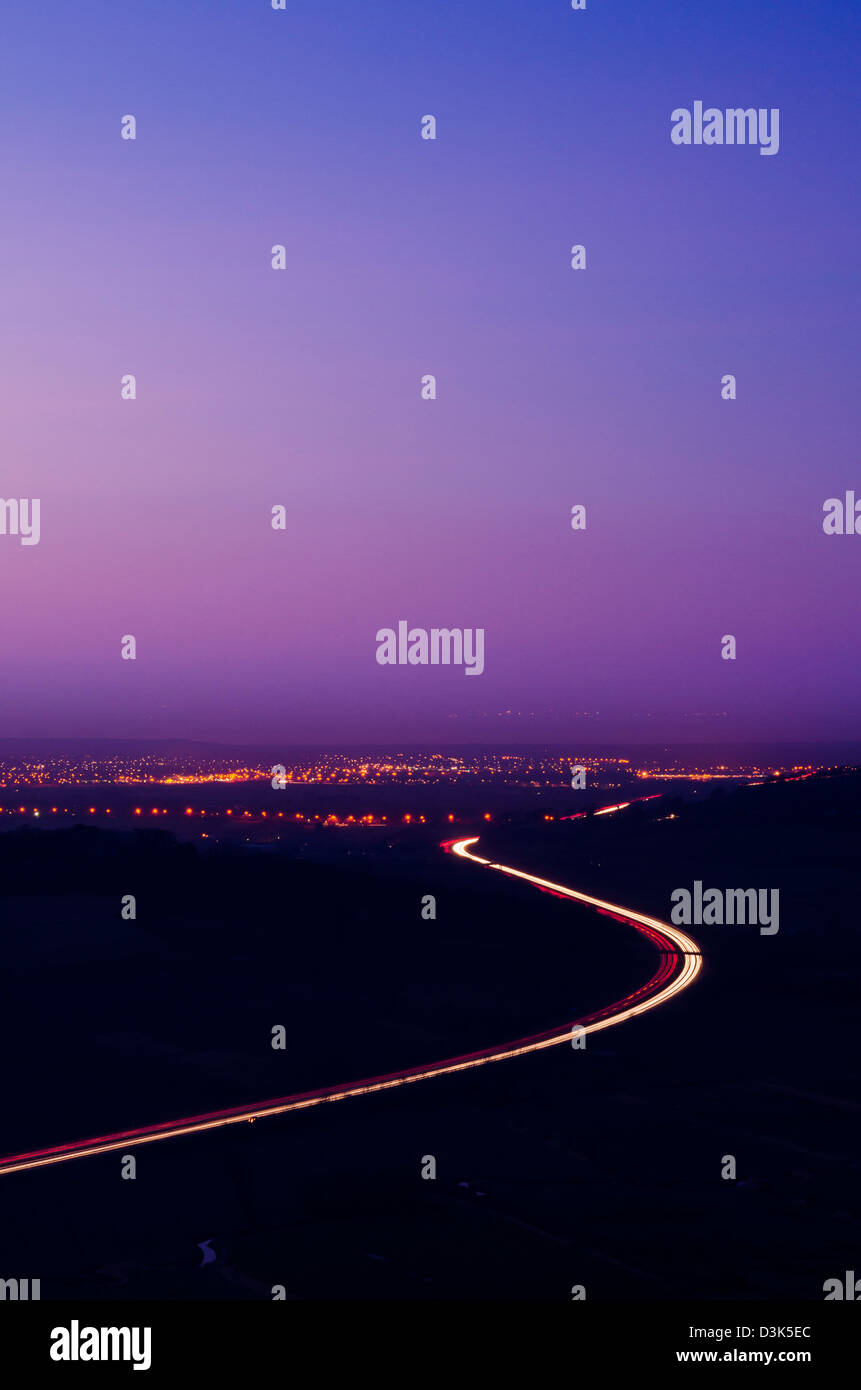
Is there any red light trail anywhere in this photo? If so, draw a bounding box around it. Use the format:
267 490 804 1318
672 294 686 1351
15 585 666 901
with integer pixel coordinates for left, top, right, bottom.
0 822 701 1177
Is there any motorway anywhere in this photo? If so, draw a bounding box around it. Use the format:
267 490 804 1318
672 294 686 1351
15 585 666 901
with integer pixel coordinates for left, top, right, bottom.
0 827 701 1177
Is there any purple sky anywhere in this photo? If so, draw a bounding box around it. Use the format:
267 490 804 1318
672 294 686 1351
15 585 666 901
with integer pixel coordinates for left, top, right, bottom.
1 0 858 744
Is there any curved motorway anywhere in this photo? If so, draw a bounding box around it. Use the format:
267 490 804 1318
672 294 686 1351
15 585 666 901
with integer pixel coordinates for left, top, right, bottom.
0 828 701 1177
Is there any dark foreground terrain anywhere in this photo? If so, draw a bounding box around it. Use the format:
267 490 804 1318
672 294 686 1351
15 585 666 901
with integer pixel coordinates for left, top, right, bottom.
0 770 858 1299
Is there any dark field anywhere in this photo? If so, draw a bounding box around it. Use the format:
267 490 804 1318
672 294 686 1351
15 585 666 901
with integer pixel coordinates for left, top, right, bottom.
0 770 858 1300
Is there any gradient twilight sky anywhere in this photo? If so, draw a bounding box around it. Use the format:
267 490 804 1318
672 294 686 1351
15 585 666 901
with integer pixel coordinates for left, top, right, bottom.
1 0 858 745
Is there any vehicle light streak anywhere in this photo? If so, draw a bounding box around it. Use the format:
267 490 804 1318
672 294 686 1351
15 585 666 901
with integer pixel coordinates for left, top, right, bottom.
0 831 701 1177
